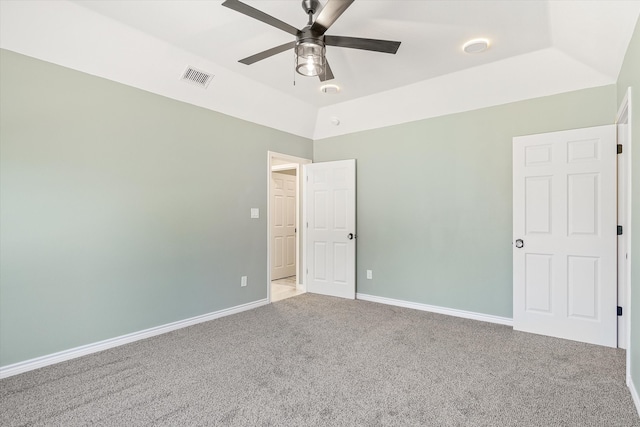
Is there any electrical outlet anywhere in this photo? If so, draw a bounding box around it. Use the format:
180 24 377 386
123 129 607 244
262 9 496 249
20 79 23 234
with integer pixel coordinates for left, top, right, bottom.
366 270 373 280
241 276 247 287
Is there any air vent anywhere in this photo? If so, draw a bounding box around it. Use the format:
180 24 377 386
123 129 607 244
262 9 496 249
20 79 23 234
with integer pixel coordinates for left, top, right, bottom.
181 66 214 88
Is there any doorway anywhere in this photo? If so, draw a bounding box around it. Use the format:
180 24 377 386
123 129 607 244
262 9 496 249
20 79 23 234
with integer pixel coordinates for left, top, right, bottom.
271 167 301 302
267 152 311 303
271 168 297 281
267 153 358 302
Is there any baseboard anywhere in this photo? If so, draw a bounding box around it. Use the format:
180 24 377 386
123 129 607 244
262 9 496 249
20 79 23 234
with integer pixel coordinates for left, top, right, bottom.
630 375 640 417
356 293 513 326
0 298 268 379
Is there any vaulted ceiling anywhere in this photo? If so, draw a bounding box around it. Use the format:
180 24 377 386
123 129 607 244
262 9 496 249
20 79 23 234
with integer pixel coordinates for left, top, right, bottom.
1 1 639 139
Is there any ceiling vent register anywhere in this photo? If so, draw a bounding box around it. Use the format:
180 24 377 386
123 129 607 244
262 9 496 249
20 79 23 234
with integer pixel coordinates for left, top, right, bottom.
181 66 214 88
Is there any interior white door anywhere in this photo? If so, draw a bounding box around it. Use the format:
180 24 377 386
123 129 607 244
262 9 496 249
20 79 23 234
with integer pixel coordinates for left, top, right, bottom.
304 160 356 299
271 171 297 280
513 125 617 347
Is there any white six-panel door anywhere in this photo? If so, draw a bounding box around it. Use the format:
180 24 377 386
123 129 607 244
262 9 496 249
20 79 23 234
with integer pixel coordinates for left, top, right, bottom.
304 160 356 299
513 125 617 347
271 172 297 280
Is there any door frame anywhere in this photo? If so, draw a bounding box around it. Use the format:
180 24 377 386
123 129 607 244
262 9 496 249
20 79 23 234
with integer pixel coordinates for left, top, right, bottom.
267 151 311 303
616 88 632 383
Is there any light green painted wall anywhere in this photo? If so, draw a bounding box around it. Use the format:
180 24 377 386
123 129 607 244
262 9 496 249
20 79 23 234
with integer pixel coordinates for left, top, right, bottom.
314 86 616 318
617 17 640 402
0 49 312 366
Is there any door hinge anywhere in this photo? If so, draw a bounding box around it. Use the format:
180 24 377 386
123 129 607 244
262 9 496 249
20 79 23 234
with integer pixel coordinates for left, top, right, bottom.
617 144 623 154
306 222 309 228
306 268 308 275
617 225 623 235
617 306 623 316
306 175 309 182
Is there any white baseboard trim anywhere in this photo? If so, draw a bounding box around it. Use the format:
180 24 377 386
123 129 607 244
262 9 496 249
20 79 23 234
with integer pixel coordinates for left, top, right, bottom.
356 293 513 327
630 375 640 417
0 298 268 379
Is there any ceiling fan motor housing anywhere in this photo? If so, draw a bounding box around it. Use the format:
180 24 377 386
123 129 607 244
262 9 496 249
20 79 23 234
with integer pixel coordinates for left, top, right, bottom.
301 0 321 15
297 26 325 45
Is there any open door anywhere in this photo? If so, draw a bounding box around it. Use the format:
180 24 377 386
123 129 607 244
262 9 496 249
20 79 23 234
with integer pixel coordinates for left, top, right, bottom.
304 160 356 299
512 125 617 347
271 170 297 280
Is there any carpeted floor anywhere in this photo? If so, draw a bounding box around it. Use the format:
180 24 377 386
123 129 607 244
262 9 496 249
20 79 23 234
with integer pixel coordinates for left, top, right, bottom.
1 294 638 426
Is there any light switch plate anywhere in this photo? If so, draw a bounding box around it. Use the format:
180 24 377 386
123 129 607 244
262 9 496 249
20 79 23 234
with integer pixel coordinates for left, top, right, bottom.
250 208 259 219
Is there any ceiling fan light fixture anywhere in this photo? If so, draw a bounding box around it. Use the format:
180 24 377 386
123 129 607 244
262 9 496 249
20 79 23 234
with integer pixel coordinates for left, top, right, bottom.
463 38 490 54
296 41 325 77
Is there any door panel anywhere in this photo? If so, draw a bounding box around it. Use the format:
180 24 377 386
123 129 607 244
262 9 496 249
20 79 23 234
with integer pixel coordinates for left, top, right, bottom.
513 125 616 347
525 253 553 313
525 176 552 234
567 256 598 319
305 160 356 299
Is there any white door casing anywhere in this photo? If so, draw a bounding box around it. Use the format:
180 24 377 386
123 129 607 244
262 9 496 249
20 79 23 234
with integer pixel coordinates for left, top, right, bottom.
271 171 297 280
513 125 617 348
304 160 356 299
616 87 632 356
617 120 628 349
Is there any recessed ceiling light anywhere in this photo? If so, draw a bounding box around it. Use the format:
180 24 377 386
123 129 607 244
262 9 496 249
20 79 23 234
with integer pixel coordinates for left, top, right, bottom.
321 84 341 94
463 38 490 54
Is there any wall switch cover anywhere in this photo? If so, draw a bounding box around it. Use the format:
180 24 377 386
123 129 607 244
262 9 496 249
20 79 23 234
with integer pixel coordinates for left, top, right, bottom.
366 270 373 279
250 208 259 219
241 276 247 287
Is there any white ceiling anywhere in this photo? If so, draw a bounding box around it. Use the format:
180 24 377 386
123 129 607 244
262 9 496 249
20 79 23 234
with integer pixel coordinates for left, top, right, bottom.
1 1 639 139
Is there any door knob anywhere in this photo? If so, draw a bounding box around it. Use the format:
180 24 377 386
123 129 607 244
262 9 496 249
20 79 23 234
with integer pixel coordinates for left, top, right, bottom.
515 239 524 248
348 233 356 240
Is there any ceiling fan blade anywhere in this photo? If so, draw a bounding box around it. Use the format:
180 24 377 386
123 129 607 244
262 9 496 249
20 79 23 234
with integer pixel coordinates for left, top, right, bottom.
222 0 299 36
310 0 355 35
239 41 296 65
325 35 401 54
319 59 335 82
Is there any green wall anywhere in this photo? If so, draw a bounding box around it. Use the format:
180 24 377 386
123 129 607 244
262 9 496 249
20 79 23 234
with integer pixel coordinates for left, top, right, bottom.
0 49 313 366
314 85 616 318
617 17 640 402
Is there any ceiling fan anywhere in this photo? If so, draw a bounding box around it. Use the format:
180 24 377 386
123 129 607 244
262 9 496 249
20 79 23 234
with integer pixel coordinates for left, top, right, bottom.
221 0 401 81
